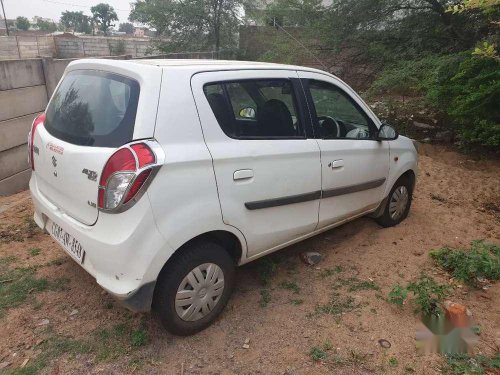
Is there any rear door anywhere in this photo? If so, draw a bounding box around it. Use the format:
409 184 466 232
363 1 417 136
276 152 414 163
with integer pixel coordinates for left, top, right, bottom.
33 64 160 225
297 71 390 228
191 70 321 257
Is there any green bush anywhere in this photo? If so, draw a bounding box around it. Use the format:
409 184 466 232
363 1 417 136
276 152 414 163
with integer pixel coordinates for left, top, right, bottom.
388 284 408 306
430 240 500 286
368 51 500 148
436 54 500 148
407 275 449 315
444 353 500 374
387 275 449 315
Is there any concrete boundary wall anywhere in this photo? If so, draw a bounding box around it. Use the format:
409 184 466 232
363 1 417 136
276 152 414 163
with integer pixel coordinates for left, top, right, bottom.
0 56 131 195
0 52 218 196
0 58 72 195
0 35 154 60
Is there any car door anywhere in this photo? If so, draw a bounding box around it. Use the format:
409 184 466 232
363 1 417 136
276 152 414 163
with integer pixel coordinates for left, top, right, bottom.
191 70 321 258
297 71 390 228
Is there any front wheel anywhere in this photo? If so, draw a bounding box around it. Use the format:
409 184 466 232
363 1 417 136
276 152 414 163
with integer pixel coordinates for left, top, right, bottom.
153 241 235 335
376 176 413 227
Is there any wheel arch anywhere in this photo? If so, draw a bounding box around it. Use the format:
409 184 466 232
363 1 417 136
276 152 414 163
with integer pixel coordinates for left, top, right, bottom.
150 230 243 309
371 167 416 219
399 169 416 193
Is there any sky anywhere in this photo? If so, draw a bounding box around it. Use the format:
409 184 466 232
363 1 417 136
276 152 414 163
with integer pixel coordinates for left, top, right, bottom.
1 0 133 24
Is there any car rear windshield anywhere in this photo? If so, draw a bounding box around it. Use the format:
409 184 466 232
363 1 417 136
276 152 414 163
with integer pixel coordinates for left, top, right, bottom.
44 70 140 147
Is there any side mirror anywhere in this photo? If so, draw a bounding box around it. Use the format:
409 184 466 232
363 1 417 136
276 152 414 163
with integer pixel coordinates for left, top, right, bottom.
377 123 398 141
239 107 256 119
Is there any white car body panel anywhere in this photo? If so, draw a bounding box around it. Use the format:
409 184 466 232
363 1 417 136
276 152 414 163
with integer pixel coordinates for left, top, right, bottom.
28 59 418 311
296 70 390 227
191 70 321 257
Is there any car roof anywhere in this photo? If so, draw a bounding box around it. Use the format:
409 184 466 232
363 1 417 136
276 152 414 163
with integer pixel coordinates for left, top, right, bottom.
69 58 333 77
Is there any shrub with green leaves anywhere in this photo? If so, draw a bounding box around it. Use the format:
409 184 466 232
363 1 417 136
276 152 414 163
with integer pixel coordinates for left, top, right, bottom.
309 346 328 361
407 275 449 315
387 274 449 315
430 240 500 286
368 51 500 148
444 353 500 374
388 284 408 306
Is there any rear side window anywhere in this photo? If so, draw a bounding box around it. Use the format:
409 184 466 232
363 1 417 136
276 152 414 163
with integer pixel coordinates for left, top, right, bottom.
45 70 140 147
203 79 304 139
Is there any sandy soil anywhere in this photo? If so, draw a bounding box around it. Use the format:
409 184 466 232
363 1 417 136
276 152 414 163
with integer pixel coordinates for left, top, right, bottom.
0 144 499 375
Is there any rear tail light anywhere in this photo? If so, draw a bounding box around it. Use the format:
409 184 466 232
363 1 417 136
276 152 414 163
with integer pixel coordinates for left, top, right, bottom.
28 113 46 170
98 141 162 212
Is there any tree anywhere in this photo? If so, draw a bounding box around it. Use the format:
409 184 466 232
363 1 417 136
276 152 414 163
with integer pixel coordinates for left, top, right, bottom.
130 0 245 56
119 22 135 34
15 16 30 30
317 0 495 65
91 3 118 35
60 11 92 33
254 0 325 27
36 18 58 32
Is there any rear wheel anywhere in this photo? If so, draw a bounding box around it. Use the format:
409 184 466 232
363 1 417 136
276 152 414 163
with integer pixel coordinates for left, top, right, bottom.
376 176 413 227
153 241 235 336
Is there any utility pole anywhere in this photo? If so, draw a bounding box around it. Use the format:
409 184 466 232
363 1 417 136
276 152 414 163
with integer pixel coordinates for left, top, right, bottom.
0 0 10 36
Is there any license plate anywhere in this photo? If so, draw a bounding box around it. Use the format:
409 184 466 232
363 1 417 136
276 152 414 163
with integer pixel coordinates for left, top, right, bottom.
48 221 85 263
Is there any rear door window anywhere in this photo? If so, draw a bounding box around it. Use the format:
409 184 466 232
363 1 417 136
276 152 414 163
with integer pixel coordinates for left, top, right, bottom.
204 79 304 139
44 70 140 147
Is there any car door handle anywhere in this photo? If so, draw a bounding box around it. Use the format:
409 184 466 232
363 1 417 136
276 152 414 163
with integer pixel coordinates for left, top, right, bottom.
233 169 254 180
328 160 344 169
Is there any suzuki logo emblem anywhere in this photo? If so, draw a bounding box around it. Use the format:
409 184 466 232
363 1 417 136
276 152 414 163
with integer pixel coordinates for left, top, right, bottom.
52 156 57 167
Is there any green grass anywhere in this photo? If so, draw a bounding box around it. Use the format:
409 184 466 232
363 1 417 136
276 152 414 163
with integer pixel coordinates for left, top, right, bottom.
0 257 70 317
0 265 49 317
93 323 148 360
131 329 147 347
29 248 41 256
319 266 344 278
7 336 91 375
0 255 17 266
430 240 500 287
309 346 328 361
388 284 408 306
331 277 380 292
290 299 304 305
259 289 271 307
387 274 449 315
256 258 278 286
443 353 500 374
7 322 149 374
314 292 359 318
389 357 399 367
45 258 67 267
279 280 300 294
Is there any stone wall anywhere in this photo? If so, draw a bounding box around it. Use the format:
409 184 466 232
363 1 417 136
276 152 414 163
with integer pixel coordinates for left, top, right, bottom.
0 35 154 60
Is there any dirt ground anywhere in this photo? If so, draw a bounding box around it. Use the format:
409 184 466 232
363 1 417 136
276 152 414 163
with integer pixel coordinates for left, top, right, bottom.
0 144 499 375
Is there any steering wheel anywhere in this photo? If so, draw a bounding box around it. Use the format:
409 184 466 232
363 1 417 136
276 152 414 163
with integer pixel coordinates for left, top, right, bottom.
346 127 370 139
318 116 343 138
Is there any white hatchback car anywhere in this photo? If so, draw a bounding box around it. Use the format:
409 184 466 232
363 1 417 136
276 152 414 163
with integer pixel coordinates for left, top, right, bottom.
29 59 418 335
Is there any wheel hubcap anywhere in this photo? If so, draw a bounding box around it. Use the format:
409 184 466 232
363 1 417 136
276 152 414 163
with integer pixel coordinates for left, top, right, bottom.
389 185 409 220
175 263 225 322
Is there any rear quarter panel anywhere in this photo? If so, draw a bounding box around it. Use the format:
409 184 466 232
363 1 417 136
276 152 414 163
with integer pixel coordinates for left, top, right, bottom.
147 67 247 263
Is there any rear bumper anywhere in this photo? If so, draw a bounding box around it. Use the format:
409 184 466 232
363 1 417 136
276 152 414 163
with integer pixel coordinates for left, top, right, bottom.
30 174 170 312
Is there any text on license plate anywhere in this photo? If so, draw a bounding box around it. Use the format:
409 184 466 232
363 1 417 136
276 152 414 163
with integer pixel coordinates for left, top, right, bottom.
50 222 85 263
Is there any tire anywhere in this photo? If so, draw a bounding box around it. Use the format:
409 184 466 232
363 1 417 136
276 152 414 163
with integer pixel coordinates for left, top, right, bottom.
153 241 235 336
376 176 413 228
